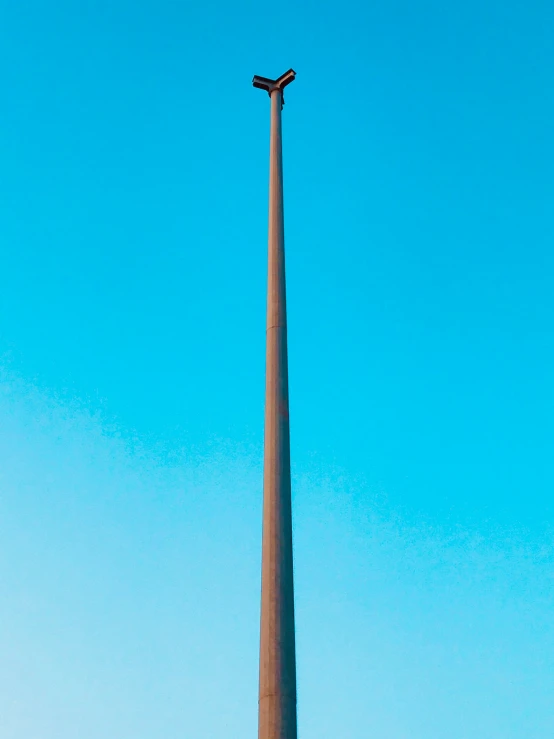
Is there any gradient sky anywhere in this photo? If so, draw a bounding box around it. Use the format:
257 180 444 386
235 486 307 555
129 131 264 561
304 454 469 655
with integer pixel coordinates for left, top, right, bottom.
1 1 553 737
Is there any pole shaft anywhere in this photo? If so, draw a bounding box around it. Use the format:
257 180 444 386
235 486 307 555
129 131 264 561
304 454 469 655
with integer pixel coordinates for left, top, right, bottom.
258 88 297 739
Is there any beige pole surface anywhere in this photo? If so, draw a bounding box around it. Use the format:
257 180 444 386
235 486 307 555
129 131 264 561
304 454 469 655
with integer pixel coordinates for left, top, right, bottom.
253 70 297 739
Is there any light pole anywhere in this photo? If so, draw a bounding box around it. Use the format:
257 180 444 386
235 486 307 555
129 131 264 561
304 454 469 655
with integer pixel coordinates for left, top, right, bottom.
252 68 297 739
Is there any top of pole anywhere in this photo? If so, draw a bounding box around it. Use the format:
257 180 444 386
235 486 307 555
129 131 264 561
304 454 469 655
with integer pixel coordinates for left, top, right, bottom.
252 68 296 108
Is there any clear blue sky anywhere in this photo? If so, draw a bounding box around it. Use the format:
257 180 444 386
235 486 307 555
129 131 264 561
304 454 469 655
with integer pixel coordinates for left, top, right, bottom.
1 1 553 737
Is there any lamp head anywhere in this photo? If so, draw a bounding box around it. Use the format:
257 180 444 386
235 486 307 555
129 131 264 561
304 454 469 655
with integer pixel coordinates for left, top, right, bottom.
252 68 296 107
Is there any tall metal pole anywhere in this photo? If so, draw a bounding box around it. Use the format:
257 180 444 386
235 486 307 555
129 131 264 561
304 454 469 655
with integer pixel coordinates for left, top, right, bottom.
252 68 297 739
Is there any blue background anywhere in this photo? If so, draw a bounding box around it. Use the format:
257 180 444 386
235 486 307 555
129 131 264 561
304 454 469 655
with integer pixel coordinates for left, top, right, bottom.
0 1 552 737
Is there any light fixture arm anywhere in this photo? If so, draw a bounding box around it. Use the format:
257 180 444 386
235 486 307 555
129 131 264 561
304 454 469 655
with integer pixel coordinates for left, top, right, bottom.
252 68 296 108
